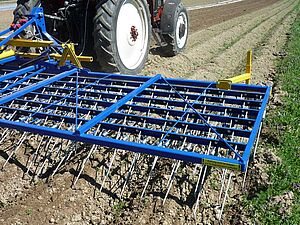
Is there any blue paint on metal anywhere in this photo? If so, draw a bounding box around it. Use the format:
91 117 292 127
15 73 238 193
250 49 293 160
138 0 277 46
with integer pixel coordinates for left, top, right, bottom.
0 68 78 105
0 65 38 82
241 85 272 171
0 19 35 47
0 67 46 94
0 56 17 65
0 28 11 37
76 74 162 134
0 118 242 167
0 62 270 171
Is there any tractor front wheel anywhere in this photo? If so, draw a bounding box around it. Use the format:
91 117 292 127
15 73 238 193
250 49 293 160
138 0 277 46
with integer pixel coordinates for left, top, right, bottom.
93 0 151 74
161 3 188 56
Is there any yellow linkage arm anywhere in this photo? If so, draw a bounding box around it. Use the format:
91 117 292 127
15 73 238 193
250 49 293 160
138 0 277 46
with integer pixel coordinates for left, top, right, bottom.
217 50 252 90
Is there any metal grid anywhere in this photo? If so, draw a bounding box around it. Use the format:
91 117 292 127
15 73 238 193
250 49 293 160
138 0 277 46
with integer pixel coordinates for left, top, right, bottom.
0 60 271 172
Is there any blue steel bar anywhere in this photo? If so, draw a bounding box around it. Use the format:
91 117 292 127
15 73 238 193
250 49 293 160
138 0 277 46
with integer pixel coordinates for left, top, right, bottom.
0 19 35 47
0 56 17 65
0 28 11 37
0 65 39 83
18 92 257 126
0 119 243 168
76 74 162 134
0 68 78 105
241 85 272 171
0 67 46 94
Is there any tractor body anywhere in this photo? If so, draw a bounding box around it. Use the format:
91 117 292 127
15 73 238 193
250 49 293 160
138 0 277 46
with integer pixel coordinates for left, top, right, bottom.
14 0 188 74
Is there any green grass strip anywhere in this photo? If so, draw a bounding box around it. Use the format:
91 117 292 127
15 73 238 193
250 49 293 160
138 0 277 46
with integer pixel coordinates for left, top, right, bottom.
245 4 300 225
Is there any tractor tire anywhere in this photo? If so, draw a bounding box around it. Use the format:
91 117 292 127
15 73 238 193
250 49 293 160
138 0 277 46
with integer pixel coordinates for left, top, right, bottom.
93 0 151 74
161 3 188 57
13 0 40 22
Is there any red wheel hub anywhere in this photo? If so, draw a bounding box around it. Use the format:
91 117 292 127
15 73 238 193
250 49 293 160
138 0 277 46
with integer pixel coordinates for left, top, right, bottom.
130 26 139 42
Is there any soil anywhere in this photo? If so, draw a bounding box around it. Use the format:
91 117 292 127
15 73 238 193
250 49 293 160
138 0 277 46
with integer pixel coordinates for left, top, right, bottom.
0 0 297 224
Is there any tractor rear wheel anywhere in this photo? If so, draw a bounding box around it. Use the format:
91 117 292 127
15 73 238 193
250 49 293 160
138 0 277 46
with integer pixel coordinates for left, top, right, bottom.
13 0 40 22
93 0 151 74
161 3 188 56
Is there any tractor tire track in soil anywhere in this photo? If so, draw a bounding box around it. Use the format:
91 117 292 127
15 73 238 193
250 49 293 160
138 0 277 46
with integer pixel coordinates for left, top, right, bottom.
0 0 298 224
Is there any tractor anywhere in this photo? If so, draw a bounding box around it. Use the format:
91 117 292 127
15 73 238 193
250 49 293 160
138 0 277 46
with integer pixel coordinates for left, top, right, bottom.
13 0 188 74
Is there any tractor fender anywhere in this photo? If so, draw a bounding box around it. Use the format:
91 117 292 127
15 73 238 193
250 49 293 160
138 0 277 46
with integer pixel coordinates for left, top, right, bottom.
160 0 181 34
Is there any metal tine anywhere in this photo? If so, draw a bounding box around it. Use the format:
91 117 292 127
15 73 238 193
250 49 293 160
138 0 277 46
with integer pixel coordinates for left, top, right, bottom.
30 97 69 177
0 110 17 145
217 171 233 221
37 119 67 174
30 106 66 173
72 124 102 187
192 102 211 174
141 85 203 199
25 134 46 176
71 96 99 185
120 152 140 197
99 127 127 192
98 104 134 193
25 116 53 176
242 122 263 189
120 118 148 198
140 106 172 199
35 131 65 178
162 124 190 204
218 122 235 204
50 93 94 178
2 132 28 170
31 90 72 171
50 107 89 166
217 134 240 220
49 139 77 177
140 155 159 199
218 168 227 205
193 117 211 175
120 93 164 198
193 126 218 215
193 148 216 217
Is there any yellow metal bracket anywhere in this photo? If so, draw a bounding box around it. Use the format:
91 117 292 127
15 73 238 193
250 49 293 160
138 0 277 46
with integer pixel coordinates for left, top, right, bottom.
0 37 53 48
15 42 93 68
59 43 91 69
0 49 15 60
217 50 252 90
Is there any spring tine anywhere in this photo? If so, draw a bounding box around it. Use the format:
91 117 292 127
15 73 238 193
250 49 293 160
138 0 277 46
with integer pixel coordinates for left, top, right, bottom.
120 152 140 197
193 166 208 217
0 129 12 145
2 132 28 170
217 172 233 221
141 155 158 199
218 169 227 204
25 135 45 176
163 161 181 205
253 122 263 160
73 144 97 187
99 149 117 192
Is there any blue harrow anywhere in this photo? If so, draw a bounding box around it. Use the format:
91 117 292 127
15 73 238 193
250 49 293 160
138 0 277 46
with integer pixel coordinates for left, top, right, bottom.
0 7 271 218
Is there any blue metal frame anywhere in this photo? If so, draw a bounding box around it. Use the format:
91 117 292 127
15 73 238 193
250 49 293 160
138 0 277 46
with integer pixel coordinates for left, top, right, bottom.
0 8 271 172
0 58 271 172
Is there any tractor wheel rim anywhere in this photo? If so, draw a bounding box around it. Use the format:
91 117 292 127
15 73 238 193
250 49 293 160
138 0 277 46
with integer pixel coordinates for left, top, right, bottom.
176 12 188 49
116 0 148 70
